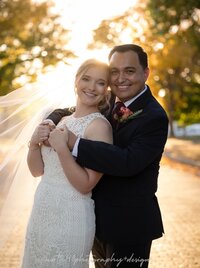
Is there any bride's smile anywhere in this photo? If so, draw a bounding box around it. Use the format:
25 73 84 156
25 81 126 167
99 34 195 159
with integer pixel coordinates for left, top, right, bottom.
75 65 109 109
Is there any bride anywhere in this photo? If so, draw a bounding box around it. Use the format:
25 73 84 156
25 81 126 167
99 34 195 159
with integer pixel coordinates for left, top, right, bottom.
0 59 113 268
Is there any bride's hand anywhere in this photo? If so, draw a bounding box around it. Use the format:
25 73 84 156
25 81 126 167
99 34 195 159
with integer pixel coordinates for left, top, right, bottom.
30 123 50 146
48 125 69 152
39 120 55 146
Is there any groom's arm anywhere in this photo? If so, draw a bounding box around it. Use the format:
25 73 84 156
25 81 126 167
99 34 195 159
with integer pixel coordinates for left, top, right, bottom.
76 114 168 176
46 107 75 125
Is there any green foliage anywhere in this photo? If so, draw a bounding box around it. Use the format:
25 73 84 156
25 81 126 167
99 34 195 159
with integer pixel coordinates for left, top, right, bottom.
88 0 200 128
148 0 199 36
147 0 200 128
0 0 76 96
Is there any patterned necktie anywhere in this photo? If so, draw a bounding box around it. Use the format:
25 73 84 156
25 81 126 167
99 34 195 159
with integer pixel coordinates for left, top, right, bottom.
111 101 125 129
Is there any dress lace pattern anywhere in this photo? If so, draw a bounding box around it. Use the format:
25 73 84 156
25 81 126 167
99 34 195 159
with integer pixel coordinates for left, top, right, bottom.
21 112 106 268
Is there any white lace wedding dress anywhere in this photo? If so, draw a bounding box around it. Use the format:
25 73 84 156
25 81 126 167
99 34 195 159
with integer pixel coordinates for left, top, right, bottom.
21 112 106 268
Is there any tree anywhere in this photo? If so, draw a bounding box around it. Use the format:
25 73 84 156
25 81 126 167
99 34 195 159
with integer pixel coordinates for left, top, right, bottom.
88 0 200 134
0 0 76 96
147 0 200 133
147 0 200 45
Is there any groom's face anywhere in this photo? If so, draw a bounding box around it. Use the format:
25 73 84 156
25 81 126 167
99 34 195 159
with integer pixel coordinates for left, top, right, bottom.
109 50 149 102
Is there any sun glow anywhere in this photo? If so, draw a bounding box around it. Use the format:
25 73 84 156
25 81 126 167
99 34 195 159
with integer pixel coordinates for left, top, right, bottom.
52 0 137 55
35 0 138 106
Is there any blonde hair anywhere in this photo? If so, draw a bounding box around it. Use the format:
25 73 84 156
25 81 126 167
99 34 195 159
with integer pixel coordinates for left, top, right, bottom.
75 59 111 114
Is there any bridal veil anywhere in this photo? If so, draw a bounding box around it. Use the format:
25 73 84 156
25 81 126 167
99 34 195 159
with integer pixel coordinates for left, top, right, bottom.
0 71 76 250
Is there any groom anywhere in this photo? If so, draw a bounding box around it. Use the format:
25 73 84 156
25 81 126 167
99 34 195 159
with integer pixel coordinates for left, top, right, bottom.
45 44 169 267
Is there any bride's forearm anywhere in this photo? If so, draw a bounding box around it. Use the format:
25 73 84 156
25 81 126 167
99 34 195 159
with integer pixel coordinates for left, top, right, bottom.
27 142 44 177
56 146 101 194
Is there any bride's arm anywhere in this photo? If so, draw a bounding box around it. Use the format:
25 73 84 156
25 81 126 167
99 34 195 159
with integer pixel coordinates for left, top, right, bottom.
48 119 113 194
27 124 50 177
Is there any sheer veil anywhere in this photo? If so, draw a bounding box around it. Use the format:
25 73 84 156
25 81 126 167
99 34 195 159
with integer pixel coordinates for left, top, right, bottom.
0 69 76 252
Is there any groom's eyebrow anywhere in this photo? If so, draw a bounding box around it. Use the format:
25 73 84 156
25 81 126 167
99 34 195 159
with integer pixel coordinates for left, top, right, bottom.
109 67 136 71
125 67 136 70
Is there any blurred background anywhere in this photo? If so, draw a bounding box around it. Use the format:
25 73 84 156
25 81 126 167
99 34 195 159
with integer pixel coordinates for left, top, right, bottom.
0 0 199 135
0 0 199 267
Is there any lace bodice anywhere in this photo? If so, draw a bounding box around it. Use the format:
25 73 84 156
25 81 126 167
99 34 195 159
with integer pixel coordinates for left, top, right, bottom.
60 112 106 137
41 112 106 196
22 112 106 268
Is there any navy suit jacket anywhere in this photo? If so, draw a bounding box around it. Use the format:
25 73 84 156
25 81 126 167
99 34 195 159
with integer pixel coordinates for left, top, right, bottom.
47 86 169 244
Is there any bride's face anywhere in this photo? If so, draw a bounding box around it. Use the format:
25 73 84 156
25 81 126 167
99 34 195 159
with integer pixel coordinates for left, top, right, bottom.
75 66 109 108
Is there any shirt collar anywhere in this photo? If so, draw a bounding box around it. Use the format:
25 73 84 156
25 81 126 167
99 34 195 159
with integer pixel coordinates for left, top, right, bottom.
115 85 147 107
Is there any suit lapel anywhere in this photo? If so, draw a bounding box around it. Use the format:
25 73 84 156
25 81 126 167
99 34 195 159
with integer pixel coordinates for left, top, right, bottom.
127 86 152 112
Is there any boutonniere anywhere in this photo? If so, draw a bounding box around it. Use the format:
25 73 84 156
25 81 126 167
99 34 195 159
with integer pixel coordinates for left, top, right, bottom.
113 107 143 123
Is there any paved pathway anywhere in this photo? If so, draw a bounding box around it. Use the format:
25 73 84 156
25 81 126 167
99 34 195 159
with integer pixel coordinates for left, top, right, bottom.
148 166 200 268
0 165 200 268
164 137 200 168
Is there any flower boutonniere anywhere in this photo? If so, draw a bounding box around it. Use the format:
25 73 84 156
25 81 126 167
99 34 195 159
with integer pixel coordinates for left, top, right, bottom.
113 107 143 123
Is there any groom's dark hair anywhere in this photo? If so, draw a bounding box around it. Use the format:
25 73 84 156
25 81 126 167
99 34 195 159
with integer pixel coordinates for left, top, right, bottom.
108 44 148 70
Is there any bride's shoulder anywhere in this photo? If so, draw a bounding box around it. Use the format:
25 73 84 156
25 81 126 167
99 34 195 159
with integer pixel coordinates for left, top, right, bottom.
85 116 113 143
93 112 111 126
